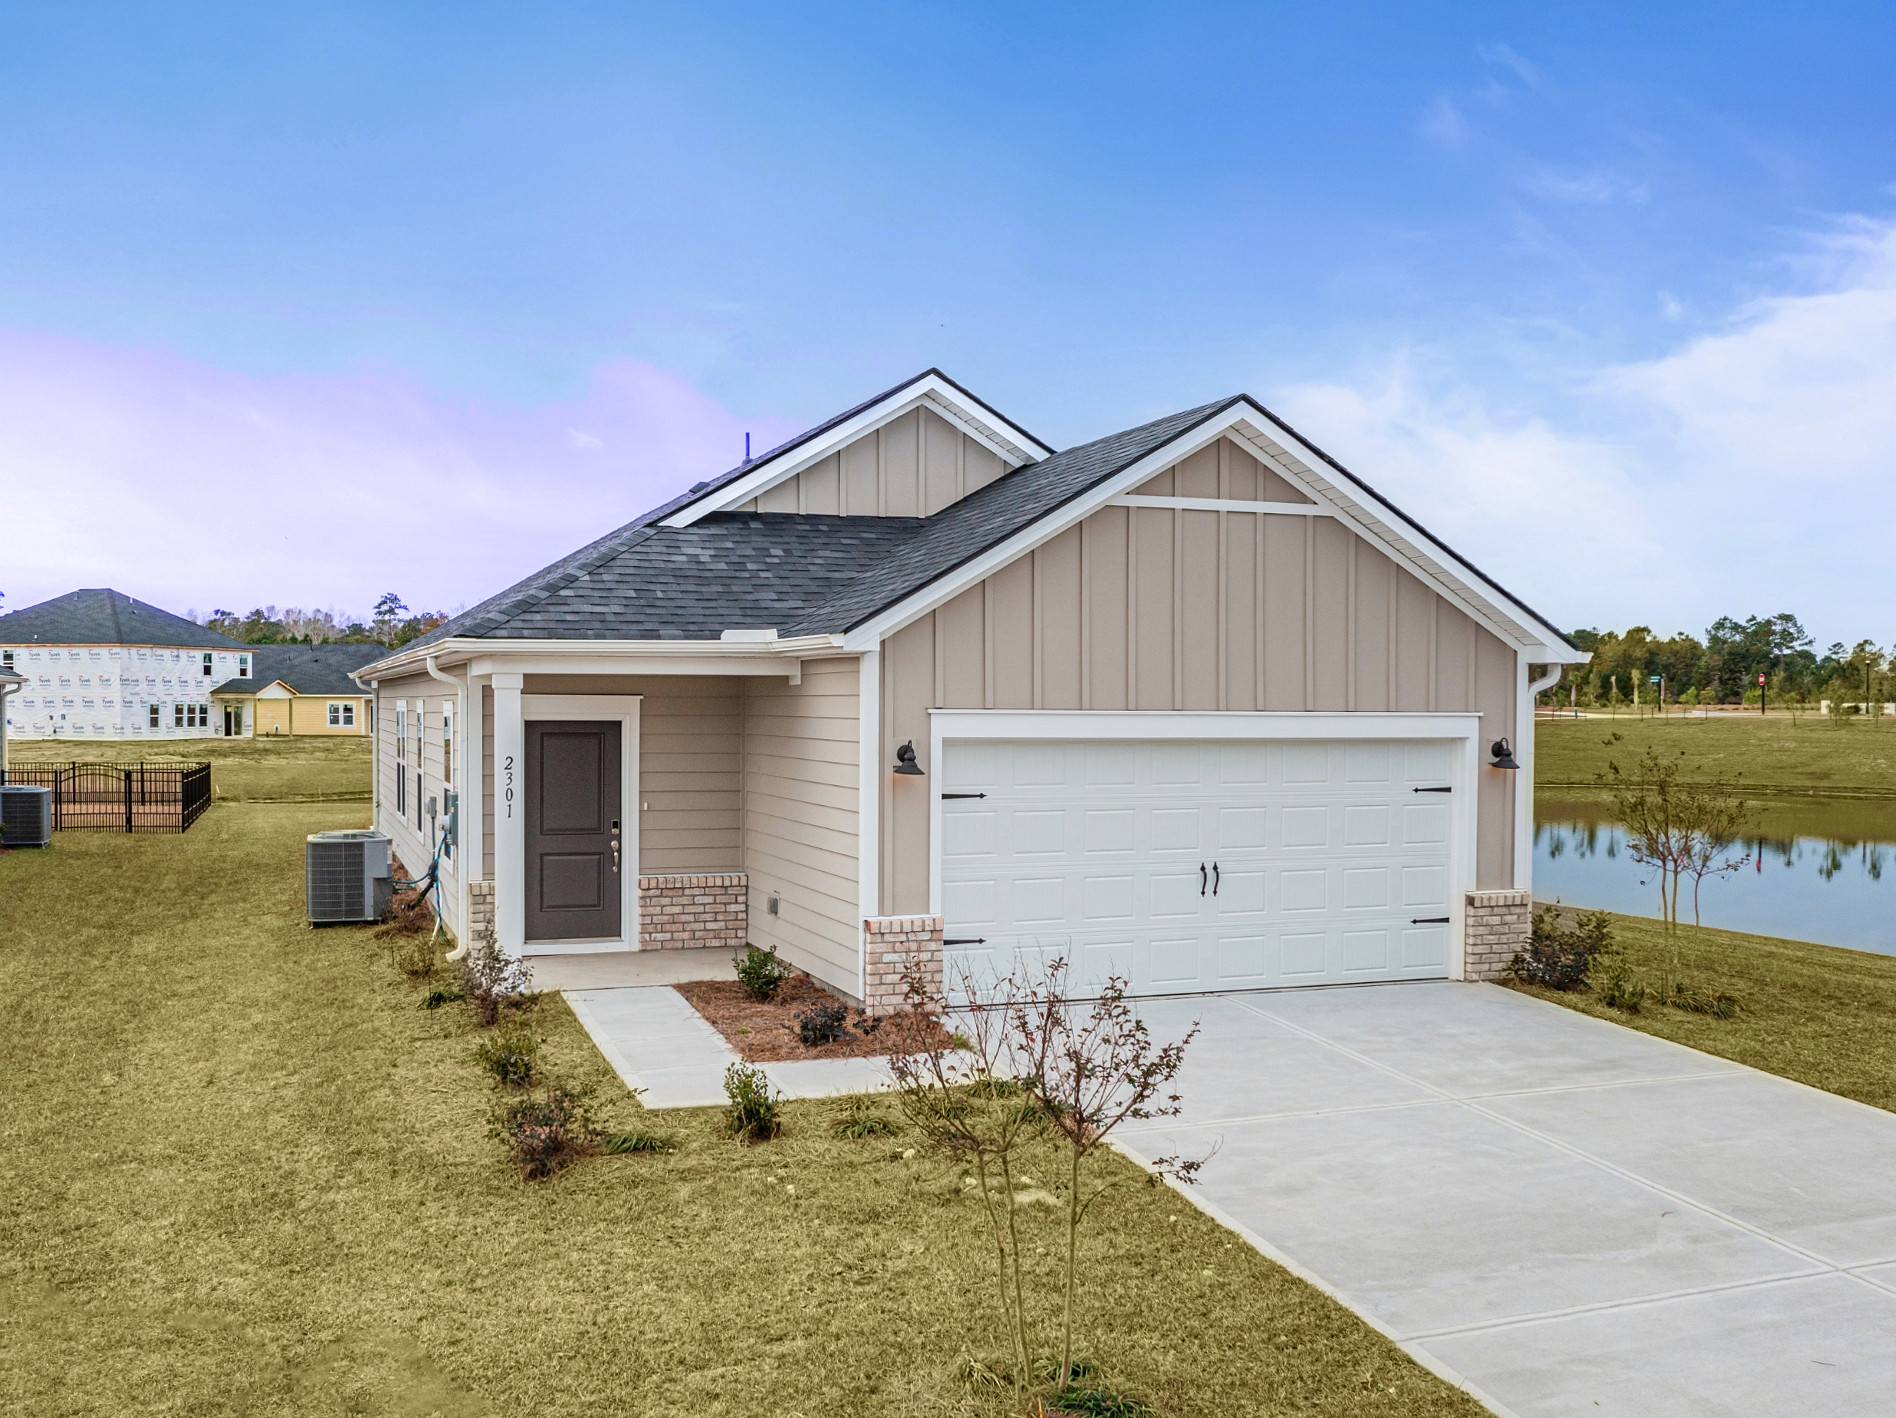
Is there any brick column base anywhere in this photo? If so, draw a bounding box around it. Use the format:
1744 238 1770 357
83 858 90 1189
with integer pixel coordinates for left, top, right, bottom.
638 873 747 951
468 879 495 946
1464 889 1531 981
863 915 944 1015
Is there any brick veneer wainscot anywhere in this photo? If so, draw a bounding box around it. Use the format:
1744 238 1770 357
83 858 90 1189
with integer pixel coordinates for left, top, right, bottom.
863 915 944 1014
639 873 747 951
1464 889 1531 981
467 879 495 945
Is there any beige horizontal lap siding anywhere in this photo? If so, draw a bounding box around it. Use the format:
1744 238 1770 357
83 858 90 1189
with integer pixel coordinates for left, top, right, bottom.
732 407 1008 517
880 435 1520 915
519 674 743 874
376 672 437 897
742 658 861 999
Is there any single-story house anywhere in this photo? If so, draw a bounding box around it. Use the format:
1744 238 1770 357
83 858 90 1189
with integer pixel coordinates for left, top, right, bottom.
210 644 382 738
355 370 1586 1007
0 589 251 740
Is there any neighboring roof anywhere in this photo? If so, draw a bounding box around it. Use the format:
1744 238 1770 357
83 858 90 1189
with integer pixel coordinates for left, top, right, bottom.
0 662 23 684
0 589 248 649
377 375 1574 668
210 643 384 696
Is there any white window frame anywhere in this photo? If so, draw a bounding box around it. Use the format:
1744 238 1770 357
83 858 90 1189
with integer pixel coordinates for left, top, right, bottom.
202 653 214 677
924 709 1483 982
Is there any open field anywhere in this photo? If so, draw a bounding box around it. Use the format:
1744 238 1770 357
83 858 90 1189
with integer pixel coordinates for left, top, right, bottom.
1535 712 1896 798
0 802 1480 1417
1506 910 1896 1113
7 735 370 803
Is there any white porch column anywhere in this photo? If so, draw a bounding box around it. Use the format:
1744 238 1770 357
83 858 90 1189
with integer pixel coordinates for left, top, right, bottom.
493 672 525 957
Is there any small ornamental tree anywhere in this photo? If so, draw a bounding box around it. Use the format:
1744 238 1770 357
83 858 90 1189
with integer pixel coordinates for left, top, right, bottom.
1011 961 1202 1390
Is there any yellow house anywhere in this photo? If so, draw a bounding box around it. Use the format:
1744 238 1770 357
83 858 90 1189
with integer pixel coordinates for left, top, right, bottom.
209 644 380 737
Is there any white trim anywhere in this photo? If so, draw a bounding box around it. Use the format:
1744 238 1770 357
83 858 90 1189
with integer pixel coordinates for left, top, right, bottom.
925 710 1481 982
842 401 1584 663
1109 494 1328 515
1516 662 1563 892
660 374 1053 529
492 674 526 957
856 648 881 1000
357 633 845 685
515 693 641 955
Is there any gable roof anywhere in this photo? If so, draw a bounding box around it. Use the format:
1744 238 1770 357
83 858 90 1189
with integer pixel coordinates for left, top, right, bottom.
0 589 247 650
209 643 384 696
370 376 1577 674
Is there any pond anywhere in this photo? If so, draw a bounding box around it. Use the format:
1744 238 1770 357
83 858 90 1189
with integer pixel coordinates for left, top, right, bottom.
1534 794 1896 956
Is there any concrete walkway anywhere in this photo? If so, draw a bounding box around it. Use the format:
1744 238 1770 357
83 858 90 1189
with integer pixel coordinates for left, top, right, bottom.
564 984 894 1108
1116 982 1896 1418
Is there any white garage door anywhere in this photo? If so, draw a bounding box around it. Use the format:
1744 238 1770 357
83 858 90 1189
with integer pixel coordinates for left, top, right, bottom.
939 738 1456 997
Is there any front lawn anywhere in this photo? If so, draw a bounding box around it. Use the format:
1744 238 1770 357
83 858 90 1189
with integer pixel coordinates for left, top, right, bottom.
0 805 1482 1417
1506 910 1896 1113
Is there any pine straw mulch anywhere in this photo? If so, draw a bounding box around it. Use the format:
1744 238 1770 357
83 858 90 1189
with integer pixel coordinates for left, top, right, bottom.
673 973 953 1063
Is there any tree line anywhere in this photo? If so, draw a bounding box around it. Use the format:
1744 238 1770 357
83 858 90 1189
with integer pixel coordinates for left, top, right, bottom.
199 593 451 648
1559 613 1890 709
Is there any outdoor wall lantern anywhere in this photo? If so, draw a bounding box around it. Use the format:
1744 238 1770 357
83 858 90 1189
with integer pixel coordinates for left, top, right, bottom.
1489 737 1521 770
893 740 925 775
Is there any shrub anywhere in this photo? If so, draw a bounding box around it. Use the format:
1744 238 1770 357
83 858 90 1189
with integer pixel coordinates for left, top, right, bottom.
1592 953 1647 1013
474 1017 540 1087
492 1083 600 1180
1508 906 1612 991
388 930 441 980
460 940 536 1027
830 1094 897 1139
422 986 466 1010
724 1061 781 1143
604 1131 676 1154
794 998 853 1047
1668 983 1742 1019
1050 1376 1157 1418
734 943 793 1002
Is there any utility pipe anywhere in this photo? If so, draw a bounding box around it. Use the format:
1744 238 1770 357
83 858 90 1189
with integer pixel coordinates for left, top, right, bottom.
424 654 472 961
0 672 21 784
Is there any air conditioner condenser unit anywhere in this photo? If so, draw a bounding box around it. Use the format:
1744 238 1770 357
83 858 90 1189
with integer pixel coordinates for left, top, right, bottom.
1 785 52 847
306 829 393 924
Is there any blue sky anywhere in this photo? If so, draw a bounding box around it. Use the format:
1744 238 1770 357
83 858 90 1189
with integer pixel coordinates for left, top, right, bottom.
3 2 1893 645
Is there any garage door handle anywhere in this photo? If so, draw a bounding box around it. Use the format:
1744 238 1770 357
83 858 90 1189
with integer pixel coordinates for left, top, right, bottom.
1212 861 1220 895
1411 916 1450 924
943 937 986 946
1412 786 1452 793
1199 863 1207 896
941 792 987 800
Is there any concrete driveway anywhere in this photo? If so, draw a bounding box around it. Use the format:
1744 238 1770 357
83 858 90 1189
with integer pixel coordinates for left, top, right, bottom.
1115 983 1896 1418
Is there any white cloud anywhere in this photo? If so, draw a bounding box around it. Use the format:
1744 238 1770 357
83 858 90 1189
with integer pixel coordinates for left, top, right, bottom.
1522 167 1650 205
1270 220 1896 644
1418 95 1468 145
1476 42 1542 89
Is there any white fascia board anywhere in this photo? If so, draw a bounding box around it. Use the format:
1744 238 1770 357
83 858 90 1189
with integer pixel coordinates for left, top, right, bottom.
928 709 1481 742
847 400 1579 662
1220 411 1586 662
661 374 1053 529
1109 494 1327 515
367 634 846 683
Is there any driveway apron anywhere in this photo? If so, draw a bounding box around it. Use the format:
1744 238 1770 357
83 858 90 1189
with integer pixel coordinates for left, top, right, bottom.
1115 982 1896 1418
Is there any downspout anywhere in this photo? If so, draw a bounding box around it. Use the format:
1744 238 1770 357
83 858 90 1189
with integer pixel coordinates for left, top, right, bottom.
1514 662 1565 895
424 655 471 960
0 679 20 784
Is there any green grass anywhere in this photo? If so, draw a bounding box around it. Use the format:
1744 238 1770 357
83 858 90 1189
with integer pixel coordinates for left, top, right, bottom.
8 735 370 803
1506 910 1896 1113
0 804 1482 1417
1536 711 1896 797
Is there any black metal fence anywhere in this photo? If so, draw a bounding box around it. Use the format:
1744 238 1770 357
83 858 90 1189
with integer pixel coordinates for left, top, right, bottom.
0 762 212 833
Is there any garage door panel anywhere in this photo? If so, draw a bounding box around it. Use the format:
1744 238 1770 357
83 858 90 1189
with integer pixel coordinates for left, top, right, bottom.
940 738 1456 997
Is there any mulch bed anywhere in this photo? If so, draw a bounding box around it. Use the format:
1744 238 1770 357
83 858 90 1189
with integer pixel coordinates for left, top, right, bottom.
674 973 952 1063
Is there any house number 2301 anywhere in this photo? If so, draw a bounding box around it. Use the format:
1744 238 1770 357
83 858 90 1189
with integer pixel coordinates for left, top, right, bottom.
503 754 515 818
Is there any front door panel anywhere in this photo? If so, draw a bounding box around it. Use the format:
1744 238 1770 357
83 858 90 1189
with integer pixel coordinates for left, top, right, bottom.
525 720 622 943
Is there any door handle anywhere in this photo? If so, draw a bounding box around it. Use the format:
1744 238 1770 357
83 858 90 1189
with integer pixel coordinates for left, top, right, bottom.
1411 916 1449 924
1212 862 1220 895
1199 863 1207 896
611 842 621 874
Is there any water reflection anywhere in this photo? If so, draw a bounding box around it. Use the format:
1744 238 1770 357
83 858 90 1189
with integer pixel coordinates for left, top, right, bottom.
1534 795 1896 956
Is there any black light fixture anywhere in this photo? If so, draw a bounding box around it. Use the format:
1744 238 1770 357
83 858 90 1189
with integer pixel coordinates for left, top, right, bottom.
893 740 925 776
1490 737 1521 770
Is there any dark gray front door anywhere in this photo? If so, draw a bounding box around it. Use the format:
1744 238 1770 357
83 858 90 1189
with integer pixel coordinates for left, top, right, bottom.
525 720 622 942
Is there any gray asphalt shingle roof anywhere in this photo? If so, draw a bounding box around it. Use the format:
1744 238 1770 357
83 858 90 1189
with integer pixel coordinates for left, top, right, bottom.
209 643 386 696
0 589 248 650
403 393 1231 652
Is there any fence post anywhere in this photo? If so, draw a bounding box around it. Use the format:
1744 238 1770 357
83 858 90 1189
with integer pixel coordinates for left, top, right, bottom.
124 767 133 833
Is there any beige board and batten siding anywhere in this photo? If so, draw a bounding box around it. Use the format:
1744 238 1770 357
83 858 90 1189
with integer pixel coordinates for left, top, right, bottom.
878 435 1519 917
733 406 1009 518
742 657 862 998
510 675 744 874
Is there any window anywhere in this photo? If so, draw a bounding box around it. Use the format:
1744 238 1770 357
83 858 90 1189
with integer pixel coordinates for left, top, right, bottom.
328 702 355 728
238 654 250 678
441 701 453 786
412 705 423 829
173 702 184 728
1 649 11 668
202 653 213 677
395 705 407 816
149 704 159 729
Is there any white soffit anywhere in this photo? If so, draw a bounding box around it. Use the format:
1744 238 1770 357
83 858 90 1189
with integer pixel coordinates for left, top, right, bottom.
661 373 1054 529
